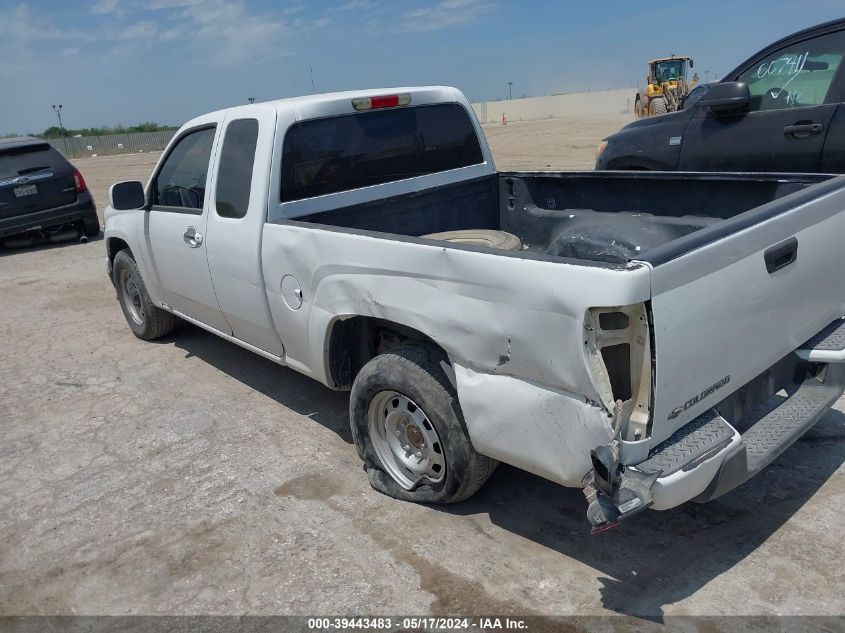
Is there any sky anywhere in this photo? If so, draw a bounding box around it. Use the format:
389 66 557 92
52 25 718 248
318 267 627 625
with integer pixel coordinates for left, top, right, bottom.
1 0 843 135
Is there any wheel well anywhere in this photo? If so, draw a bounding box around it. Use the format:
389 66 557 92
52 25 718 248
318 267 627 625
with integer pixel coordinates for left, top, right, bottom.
107 237 130 262
327 316 445 390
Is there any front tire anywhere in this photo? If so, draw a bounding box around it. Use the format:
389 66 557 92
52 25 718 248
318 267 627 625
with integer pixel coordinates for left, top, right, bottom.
112 249 176 340
649 97 668 116
350 346 497 503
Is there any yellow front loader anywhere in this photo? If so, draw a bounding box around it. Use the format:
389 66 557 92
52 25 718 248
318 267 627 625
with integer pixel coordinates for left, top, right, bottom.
634 55 698 118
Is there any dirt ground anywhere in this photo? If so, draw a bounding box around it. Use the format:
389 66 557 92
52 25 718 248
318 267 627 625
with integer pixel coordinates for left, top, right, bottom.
1 116 844 620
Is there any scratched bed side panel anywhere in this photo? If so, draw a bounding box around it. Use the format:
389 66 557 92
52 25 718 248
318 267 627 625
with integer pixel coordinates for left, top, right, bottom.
260 223 652 393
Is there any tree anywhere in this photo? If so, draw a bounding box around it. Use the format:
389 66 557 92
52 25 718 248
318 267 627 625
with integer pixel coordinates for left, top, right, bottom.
37 122 178 138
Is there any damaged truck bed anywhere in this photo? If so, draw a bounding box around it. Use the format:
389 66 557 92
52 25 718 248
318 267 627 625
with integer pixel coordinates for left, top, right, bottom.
104 86 845 530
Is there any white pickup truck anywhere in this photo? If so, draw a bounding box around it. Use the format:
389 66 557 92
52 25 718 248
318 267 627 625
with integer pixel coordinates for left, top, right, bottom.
104 86 845 531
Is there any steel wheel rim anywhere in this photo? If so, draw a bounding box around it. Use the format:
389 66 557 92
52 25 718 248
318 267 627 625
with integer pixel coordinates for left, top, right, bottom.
367 390 446 490
119 268 145 326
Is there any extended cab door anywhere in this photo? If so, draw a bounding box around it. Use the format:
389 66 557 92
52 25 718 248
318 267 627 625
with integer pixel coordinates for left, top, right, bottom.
679 28 845 172
203 108 284 357
643 177 845 444
143 124 232 334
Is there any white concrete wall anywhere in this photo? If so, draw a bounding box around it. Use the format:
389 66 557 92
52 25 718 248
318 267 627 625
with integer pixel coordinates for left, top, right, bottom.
471 88 635 123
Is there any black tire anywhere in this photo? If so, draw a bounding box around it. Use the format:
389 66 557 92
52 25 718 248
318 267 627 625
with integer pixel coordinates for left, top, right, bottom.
82 211 101 238
650 98 668 116
112 249 177 340
350 346 497 503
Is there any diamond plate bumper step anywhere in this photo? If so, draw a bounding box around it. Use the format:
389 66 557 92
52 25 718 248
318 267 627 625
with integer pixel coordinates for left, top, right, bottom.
695 371 845 502
797 317 845 362
638 409 735 477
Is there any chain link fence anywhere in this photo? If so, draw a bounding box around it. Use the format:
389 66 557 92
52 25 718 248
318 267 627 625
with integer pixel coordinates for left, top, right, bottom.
47 130 176 159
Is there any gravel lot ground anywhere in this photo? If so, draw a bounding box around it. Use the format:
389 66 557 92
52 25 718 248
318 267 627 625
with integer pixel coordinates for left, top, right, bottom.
1 116 844 620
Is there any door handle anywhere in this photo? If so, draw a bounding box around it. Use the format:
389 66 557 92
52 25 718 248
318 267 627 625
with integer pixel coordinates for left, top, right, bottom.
783 122 823 137
764 237 798 274
183 227 203 248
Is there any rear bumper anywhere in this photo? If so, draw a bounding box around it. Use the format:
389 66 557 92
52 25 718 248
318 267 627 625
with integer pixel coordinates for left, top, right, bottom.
0 192 96 238
584 324 845 529
694 362 845 503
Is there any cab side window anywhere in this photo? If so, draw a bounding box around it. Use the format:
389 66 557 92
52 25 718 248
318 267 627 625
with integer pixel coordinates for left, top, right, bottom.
736 29 845 112
153 126 216 210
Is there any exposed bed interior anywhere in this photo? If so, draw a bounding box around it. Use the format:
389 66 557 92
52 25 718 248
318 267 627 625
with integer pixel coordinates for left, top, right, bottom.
295 172 830 264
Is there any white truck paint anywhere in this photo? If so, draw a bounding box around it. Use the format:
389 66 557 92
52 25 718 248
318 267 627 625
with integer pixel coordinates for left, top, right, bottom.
105 86 845 529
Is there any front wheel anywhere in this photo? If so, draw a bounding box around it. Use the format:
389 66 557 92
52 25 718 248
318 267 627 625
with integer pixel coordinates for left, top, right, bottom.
649 98 668 116
112 249 177 340
350 346 497 503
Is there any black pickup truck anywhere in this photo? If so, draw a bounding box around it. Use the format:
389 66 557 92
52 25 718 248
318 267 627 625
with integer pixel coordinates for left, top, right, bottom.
596 18 845 173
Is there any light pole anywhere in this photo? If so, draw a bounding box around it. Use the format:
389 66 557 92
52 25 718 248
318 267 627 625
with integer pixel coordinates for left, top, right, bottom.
51 104 65 136
52 104 66 154
508 81 513 100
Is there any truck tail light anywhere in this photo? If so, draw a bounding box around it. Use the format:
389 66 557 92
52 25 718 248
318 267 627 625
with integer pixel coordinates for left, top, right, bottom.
73 170 87 193
351 93 411 111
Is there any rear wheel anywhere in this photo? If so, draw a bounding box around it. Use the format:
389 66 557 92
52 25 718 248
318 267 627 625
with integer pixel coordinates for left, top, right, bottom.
112 249 176 340
350 346 497 503
82 211 101 238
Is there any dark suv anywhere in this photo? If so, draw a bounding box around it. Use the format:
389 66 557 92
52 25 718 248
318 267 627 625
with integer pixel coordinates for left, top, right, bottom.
596 18 845 173
0 137 99 243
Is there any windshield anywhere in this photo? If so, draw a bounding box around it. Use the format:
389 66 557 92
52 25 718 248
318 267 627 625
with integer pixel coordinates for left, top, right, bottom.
654 60 685 83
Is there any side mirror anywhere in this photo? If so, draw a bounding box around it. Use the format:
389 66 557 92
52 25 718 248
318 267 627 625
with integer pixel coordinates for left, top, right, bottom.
109 181 147 210
698 81 750 115
689 58 694 69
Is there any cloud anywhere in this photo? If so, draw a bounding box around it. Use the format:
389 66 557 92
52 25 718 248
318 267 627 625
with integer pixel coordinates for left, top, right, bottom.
171 0 291 65
90 0 120 15
400 0 499 32
0 4 81 41
121 19 158 39
0 4 84 78
335 0 378 10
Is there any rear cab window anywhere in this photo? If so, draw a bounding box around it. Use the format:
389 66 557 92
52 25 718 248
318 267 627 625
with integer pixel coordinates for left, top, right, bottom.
281 103 483 203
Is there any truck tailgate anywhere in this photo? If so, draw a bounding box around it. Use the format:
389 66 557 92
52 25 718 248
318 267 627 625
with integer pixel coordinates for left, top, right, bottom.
643 176 845 443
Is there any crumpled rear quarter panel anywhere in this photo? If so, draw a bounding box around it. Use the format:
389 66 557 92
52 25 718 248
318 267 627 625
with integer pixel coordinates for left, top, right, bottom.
261 222 652 482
